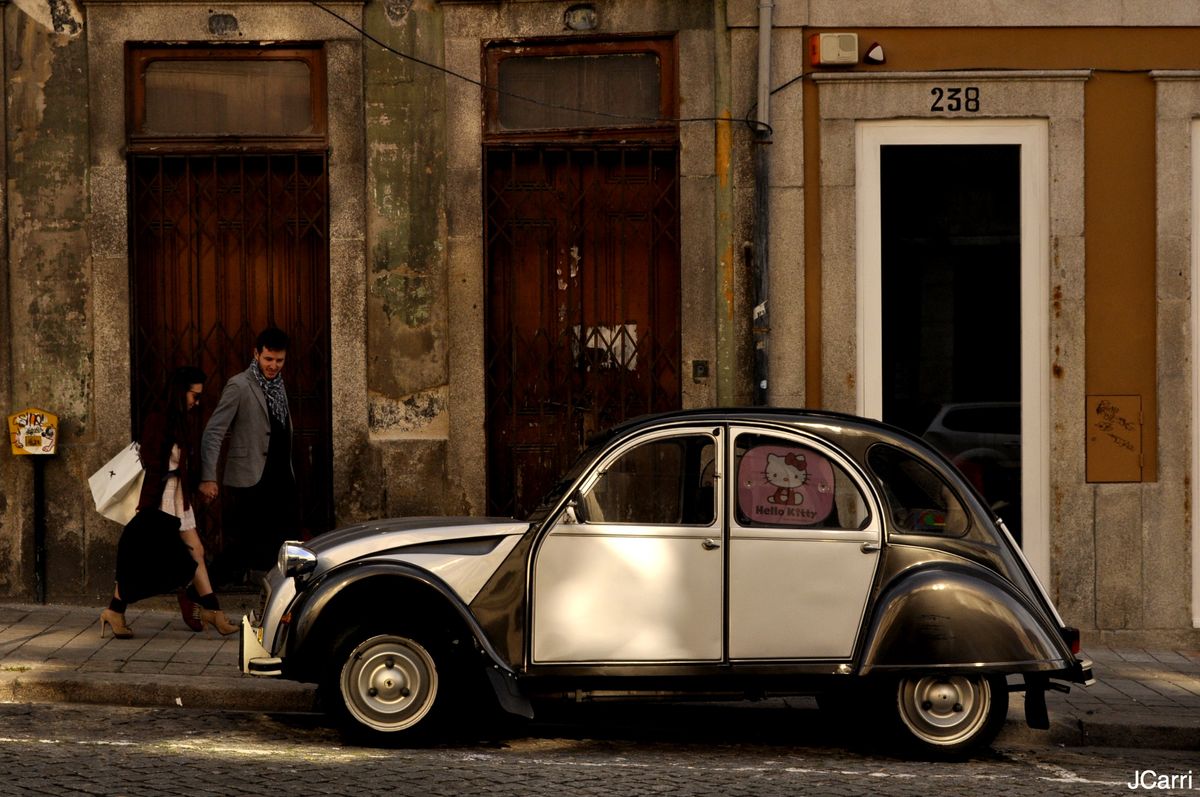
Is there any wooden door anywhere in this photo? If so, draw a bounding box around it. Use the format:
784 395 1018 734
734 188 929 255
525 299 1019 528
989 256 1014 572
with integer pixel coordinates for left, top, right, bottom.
485 146 681 517
129 153 333 561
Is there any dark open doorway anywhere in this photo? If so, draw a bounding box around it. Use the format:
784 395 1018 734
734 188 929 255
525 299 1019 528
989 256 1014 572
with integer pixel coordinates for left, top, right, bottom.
880 144 1023 541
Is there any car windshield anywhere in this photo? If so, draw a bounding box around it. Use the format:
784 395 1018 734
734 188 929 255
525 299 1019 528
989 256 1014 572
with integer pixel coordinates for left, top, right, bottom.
524 435 613 524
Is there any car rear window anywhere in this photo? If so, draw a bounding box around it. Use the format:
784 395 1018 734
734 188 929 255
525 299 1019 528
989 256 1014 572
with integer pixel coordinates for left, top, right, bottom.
867 444 970 536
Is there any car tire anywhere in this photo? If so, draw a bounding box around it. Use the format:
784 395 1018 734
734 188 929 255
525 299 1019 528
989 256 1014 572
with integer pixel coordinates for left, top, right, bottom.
889 673 1008 757
326 628 453 745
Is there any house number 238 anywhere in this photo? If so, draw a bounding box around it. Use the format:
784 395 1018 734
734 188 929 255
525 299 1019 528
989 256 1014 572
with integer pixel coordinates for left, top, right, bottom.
930 86 980 113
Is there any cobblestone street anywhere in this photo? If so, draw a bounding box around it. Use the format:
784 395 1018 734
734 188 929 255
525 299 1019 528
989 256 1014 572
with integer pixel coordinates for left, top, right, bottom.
0 702 1195 797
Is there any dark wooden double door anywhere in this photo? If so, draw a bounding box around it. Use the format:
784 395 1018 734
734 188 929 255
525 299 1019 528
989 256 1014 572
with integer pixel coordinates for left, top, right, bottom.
129 153 333 566
485 146 682 517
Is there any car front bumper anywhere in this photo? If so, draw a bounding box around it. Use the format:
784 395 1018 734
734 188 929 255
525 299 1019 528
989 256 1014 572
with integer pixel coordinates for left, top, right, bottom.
239 615 283 677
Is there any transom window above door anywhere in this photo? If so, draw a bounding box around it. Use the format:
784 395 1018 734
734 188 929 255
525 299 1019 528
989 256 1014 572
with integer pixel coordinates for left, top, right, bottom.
484 37 677 139
127 46 327 146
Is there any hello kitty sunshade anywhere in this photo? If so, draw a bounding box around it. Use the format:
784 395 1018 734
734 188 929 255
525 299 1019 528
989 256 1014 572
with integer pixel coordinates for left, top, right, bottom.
737 445 836 526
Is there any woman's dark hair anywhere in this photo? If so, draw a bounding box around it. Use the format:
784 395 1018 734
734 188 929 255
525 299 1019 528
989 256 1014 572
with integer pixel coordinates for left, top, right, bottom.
162 365 206 444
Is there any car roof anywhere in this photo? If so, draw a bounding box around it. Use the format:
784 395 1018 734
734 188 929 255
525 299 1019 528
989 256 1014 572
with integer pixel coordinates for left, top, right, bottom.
597 407 925 450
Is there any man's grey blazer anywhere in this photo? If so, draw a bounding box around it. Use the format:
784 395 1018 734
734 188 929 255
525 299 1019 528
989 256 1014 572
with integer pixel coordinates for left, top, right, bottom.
200 367 293 488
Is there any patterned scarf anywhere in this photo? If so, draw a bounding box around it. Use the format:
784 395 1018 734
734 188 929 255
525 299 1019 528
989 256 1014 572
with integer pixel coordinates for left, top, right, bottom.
250 358 289 425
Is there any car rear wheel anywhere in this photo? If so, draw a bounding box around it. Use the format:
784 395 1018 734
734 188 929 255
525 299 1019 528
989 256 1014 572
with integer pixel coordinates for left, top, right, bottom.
328 630 449 744
891 673 1008 756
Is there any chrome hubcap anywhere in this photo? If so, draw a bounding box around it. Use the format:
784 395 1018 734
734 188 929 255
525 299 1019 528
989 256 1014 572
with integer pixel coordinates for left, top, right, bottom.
341 635 437 732
897 675 990 746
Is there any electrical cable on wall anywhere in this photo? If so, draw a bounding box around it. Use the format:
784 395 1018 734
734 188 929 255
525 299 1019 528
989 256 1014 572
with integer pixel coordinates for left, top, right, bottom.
308 0 772 135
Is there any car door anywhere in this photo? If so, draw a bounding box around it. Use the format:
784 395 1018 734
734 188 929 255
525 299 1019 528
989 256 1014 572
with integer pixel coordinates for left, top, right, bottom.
531 428 722 663
727 426 882 660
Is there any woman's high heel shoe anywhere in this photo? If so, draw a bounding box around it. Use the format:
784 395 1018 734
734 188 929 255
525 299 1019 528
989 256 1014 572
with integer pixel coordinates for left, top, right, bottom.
199 608 238 636
99 609 133 639
176 589 203 632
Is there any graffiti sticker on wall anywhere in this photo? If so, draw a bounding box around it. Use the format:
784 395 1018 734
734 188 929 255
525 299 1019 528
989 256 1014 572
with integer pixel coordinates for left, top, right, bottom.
8 408 58 456
737 445 834 526
572 324 638 370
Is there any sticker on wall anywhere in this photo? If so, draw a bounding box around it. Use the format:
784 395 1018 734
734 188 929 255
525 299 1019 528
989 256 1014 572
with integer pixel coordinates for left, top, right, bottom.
737 445 834 526
8 408 58 456
572 324 638 370
1086 394 1142 482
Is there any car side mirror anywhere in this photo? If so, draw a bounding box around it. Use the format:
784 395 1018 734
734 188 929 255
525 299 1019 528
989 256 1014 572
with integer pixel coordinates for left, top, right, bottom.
562 496 585 525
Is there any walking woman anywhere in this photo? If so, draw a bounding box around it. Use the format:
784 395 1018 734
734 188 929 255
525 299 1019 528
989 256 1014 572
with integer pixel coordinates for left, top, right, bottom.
99 366 238 638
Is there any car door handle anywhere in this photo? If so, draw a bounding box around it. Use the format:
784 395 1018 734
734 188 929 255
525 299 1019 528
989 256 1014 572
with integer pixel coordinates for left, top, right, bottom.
860 542 881 554
702 538 721 550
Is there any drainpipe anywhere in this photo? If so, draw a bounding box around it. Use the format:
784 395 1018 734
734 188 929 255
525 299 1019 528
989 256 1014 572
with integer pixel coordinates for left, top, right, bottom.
752 0 773 406
713 0 735 406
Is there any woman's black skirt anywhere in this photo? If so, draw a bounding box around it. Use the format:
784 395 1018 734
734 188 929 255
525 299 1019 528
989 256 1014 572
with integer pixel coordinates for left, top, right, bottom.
115 509 198 603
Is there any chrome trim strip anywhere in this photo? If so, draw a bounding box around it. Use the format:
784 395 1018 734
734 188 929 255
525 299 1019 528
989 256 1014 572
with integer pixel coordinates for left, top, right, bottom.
997 517 1067 628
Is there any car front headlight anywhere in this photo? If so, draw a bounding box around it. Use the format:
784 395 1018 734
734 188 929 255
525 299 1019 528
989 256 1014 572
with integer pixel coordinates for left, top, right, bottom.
278 541 317 580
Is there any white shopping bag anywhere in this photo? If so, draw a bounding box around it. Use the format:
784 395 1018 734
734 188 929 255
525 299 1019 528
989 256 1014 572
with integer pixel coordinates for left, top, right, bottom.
88 443 145 524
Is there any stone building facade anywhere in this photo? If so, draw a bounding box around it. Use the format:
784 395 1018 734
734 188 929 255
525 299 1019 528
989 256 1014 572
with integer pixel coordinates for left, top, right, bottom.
0 0 1197 647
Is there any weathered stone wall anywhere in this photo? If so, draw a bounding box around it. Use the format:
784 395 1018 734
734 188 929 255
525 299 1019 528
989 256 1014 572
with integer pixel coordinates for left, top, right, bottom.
8 0 368 602
2 2 93 601
355 0 457 520
0 2 13 598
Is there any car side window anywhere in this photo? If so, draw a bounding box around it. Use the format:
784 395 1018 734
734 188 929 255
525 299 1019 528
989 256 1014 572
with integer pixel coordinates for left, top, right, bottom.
734 434 870 530
582 435 716 526
867 444 969 535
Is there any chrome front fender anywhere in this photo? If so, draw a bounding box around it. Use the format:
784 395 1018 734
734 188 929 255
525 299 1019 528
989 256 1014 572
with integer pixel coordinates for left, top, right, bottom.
281 561 532 717
858 565 1075 675
287 561 515 673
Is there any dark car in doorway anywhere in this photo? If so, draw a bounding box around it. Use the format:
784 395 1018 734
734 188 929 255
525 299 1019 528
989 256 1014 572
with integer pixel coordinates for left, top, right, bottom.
240 409 1092 755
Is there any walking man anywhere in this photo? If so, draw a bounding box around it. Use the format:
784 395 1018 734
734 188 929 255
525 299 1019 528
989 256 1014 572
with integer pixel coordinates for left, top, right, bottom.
199 327 300 582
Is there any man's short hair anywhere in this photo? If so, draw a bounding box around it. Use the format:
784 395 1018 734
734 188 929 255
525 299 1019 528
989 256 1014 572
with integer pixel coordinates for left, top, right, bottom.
256 327 290 352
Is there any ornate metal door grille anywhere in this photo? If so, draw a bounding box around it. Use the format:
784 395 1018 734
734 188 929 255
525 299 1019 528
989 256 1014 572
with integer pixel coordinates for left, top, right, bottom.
485 145 682 517
129 153 333 557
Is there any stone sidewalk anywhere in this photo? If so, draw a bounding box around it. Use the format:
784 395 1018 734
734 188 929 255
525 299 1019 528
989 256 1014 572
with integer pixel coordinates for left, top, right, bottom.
0 599 314 714
0 601 1197 750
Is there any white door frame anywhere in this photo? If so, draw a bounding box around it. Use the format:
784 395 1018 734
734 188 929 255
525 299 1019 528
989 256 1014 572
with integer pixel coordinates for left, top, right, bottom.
855 119 1051 582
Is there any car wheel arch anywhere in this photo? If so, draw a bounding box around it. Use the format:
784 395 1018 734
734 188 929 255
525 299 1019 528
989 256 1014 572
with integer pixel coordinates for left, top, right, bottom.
858 563 1071 675
286 562 516 683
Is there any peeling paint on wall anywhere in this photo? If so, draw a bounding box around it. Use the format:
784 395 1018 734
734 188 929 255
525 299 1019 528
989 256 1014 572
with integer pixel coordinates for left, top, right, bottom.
384 0 415 26
12 0 83 36
365 1 449 399
373 272 431 326
2 11 91 600
369 387 449 439
7 15 92 437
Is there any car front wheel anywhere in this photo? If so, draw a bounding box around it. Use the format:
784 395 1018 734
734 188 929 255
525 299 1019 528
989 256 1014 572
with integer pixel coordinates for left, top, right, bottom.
328 631 448 743
890 673 1008 756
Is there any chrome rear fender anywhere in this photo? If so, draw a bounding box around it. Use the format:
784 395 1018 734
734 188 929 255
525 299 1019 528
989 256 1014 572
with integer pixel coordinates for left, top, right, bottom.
859 564 1075 675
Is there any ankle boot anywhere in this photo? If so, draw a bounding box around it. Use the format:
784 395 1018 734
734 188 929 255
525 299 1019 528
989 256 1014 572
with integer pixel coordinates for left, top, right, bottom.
200 608 238 636
99 608 133 639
